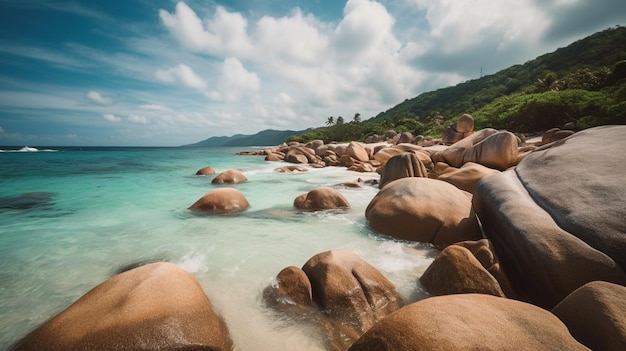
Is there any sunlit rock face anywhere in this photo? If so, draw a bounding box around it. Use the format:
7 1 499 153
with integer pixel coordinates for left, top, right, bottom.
474 125 626 309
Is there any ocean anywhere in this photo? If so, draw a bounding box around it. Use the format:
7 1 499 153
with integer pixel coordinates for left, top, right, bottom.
0 146 436 350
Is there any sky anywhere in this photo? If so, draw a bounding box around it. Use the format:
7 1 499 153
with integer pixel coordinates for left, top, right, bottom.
0 0 624 146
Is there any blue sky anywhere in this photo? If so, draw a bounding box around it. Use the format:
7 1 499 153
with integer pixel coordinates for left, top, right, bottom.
0 0 624 146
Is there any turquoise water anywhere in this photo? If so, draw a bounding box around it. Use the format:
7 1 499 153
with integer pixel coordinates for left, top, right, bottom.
0 146 435 350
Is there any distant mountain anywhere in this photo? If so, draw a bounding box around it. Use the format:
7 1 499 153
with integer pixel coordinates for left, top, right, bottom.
182 129 307 147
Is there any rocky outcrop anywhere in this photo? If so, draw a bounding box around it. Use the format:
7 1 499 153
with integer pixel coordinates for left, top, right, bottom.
195 165 216 175
294 187 350 211
365 178 482 247
432 129 520 170
348 294 588 351
264 250 402 351
13 262 232 351
552 281 626 351
211 169 248 184
441 113 474 145
378 153 428 188
473 126 626 309
189 187 250 214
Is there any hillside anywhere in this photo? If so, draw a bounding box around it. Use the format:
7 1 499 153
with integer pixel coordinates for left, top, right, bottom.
183 129 307 147
287 26 626 143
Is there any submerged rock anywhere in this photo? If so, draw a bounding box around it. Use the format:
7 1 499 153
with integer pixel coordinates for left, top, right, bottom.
189 187 250 214
13 262 232 351
211 169 247 184
294 187 350 211
195 165 216 176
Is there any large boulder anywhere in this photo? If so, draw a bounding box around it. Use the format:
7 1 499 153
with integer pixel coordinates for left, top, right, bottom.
365 178 482 247
432 129 519 170
378 153 428 188
419 244 506 297
346 142 370 162
211 169 247 184
474 126 626 309
552 281 626 351
13 262 232 351
189 187 250 214
264 251 403 351
294 187 350 211
348 294 587 351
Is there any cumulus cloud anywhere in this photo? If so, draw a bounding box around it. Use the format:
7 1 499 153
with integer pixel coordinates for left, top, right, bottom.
215 57 260 102
86 90 113 105
159 2 251 56
129 114 148 124
155 64 207 89
103 113 122 123
66 133 78 139
255 9 328 64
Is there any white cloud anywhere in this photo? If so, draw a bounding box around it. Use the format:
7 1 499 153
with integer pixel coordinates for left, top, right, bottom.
214 57 260 102
159 2 251 56
155 64 207 89
86 90 113 105
139 104 169 111
408 0 549 53
103 113 122 123
66 133 78 139
128 114 148 124
255 9 328 64
332 0 397 59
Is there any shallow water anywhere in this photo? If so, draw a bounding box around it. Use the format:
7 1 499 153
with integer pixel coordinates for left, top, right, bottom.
0 146 436 350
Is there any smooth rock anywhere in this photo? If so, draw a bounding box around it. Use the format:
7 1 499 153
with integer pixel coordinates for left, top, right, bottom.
195 166 216 176
552 281 626 351
420 244 506 297
378 153 428 188
366 177 481 247
348 294 588 351
211 169 247 184
189 187 250 214
294 187 350 211
13 262 232 351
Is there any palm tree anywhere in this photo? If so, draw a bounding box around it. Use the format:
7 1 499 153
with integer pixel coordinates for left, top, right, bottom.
336 116 345 125
326 116 335 126
352 113 361 124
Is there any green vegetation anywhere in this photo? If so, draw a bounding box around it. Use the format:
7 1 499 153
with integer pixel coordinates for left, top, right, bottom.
286 26 626 143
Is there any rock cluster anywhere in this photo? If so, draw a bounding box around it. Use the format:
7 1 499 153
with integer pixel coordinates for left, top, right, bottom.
264 251 403 351
16 117 626 350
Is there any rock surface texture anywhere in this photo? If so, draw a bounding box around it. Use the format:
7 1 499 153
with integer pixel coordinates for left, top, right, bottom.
264 250 402 351
13 262 232 351
474 125 626 309
366 177 481 247
348 294 588 351
552 281 626 351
